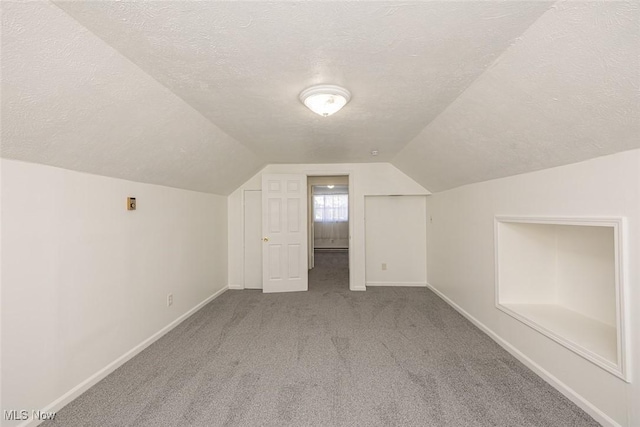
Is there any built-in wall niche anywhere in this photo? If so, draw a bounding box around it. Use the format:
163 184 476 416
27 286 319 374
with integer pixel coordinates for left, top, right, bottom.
495 216 628 381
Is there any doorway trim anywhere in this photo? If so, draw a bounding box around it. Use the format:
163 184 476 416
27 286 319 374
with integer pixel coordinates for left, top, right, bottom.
307 173 354 291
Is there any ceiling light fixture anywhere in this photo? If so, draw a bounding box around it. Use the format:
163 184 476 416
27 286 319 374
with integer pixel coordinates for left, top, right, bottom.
327 185 335 189
299 85 351 117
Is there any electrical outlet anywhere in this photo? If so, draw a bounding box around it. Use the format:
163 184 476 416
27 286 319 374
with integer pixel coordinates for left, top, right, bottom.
382 263 387 271
167 293 173 307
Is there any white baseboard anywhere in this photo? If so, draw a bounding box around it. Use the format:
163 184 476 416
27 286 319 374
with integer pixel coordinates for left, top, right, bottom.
350 286 367 292
228 283 244 290
425 283 620 427
18 286 229 427
366 281 427 287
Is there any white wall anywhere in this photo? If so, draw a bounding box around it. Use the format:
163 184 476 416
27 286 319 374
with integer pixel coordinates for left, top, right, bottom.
314 222 349 248
556 225 616 325
497 223 558 304
497 222 616 324
365 196 427 286
228 163 429 291
425 150 640 427
243 190 262 289
1 159 227 426
308 176 349 187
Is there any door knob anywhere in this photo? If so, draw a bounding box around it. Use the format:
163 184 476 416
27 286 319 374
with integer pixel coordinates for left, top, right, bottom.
263 237 269 242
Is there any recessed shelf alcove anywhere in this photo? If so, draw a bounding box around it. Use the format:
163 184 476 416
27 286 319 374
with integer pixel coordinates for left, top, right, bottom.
494 216 628 380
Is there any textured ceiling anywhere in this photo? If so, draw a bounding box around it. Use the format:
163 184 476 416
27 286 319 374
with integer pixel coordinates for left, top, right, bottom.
1 1 263 194
393 1 640 191
1 1 638 195
52 1 553 165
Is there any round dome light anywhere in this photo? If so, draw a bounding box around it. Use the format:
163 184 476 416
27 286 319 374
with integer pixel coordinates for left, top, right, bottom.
299 85 351 117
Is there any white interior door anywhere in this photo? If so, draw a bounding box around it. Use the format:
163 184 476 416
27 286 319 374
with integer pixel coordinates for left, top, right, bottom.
243 190 262 289
262 174 308 293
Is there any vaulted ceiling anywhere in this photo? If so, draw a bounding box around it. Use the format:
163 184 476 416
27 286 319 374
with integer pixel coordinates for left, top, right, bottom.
2 1 638 194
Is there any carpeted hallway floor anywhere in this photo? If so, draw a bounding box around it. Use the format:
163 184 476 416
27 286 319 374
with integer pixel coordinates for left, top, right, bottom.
46 251 598 426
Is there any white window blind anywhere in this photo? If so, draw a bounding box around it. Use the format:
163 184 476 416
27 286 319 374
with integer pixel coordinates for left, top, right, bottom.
313 194 348 222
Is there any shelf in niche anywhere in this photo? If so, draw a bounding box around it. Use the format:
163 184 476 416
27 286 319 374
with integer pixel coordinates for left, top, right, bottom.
499 303 617 366
494 216 628 381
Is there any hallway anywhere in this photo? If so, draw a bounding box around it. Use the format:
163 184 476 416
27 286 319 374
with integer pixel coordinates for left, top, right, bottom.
309 250 350 292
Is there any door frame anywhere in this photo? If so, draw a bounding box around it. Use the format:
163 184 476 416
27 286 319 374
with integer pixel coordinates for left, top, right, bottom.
307 173 354 290
238 171 355 291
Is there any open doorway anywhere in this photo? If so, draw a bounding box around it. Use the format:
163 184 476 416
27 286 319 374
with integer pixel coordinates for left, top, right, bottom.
307 176 350 289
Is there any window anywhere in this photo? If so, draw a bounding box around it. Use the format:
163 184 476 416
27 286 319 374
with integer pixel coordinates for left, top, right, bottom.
313 194 348 222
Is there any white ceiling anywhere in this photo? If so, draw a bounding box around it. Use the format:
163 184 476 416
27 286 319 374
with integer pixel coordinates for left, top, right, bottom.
1 1 638 194
1 1 263 194
394 1 640 191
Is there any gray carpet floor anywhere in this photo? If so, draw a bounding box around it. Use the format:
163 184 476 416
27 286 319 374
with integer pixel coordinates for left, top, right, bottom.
46 251 599 426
